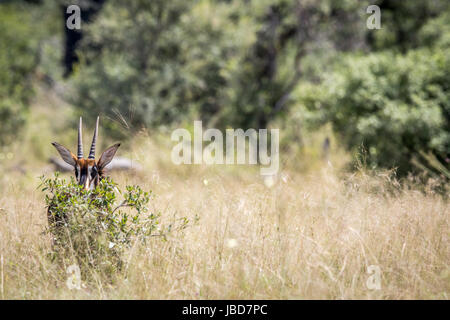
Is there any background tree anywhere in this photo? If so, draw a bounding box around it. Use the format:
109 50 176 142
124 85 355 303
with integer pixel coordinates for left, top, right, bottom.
0 0 448 175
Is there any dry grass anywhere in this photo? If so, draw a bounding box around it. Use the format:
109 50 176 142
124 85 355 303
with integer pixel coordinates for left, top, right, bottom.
0 96 448 299
0 142 448 299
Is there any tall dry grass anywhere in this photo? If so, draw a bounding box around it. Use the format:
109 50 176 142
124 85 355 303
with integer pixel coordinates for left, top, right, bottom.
0 146 448 299
0 95 448 299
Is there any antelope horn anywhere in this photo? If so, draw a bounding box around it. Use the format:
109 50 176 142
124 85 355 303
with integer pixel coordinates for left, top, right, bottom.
88 116 99 159
77 117 83 159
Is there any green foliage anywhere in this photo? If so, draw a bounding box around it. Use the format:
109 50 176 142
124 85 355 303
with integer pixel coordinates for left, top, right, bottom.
300 48 450 175
70 0 368 133
2 0 448 176
70 0 195 138
370 0 449 52
0 4 38 145
223 0 367 129
40 174 190 273
417 10 450 49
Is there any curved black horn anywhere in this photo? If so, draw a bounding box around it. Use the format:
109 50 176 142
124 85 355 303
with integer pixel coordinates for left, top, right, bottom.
88 116 99 159
77 117 83 159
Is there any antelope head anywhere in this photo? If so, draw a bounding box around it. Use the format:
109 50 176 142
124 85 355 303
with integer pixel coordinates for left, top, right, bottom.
51 117 120 190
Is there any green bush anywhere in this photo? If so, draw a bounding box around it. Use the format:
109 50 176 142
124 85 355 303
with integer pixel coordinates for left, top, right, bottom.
369 1 449 52
0 4 38 146
40 174 191 274
299 48 449 175
70 0 368 134
69 0 195 139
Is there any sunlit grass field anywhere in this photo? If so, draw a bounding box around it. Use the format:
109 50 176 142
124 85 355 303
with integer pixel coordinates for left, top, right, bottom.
0 95 448 299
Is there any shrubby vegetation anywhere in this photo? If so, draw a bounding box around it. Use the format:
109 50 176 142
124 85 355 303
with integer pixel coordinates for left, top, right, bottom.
297 48 449 175
41 174 191 275
68 0 449 175
0 0 449 175
0 5 37 145
368 1 449 51
70 0 368 132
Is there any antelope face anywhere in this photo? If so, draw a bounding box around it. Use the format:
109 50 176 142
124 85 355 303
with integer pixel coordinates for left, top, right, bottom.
51 117 120 190
74 158 99 191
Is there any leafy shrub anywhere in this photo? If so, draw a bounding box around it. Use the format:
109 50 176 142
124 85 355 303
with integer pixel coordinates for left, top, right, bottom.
40 174 190 274
369 1 449 51
0 4 38 146
69 0 194 139
299 49 450 176
70 0 369 135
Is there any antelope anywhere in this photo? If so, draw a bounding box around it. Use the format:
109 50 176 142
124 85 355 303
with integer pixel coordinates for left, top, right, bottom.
51 116 120 190
48 116 120 231
47 116 120 241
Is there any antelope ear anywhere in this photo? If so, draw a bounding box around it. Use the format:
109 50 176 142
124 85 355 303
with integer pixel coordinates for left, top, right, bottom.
51 142 77 166
97 143 121 170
